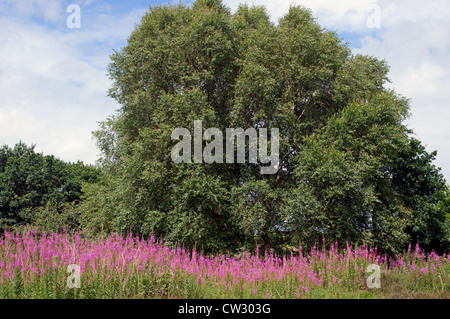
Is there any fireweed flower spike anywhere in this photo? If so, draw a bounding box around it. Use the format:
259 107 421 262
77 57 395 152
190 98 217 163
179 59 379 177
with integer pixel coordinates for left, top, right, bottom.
0 231 447 298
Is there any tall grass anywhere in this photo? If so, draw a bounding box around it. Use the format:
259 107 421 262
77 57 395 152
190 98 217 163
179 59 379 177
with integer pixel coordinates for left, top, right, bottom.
0 229 448 299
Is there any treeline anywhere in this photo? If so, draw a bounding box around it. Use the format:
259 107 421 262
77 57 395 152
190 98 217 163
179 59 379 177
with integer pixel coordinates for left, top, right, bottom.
0 142 100 232
3 134 448 255
1 137 449 255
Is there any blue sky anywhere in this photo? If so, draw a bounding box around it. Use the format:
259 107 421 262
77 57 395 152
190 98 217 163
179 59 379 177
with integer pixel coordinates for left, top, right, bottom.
1 0 450 182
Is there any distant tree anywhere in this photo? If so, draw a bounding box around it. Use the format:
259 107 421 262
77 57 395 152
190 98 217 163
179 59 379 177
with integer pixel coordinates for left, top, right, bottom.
390 138 449 253
0 142 101 229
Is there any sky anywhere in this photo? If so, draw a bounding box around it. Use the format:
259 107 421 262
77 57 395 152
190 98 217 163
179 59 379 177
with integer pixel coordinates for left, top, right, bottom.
1 0 449 182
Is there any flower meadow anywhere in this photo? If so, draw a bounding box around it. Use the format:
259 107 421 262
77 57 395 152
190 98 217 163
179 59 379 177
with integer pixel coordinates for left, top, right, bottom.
0 229 448 299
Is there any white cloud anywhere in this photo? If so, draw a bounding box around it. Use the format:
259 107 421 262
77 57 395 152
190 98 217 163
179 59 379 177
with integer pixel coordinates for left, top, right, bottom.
223 0 450 32
351 4 450 180
0 0 65 22
0 9 139 164
223 0 377 30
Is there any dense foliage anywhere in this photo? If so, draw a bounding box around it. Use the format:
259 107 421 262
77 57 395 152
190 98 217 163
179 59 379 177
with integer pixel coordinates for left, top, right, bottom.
391 138 449 252
0 142 100 231
78 0 449 254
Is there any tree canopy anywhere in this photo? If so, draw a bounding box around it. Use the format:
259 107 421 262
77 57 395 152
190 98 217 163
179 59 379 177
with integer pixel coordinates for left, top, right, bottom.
80 0 449 254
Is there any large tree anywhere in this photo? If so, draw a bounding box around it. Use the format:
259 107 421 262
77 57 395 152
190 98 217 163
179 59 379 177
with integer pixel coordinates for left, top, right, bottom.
82 0 447 254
